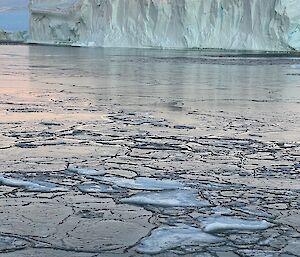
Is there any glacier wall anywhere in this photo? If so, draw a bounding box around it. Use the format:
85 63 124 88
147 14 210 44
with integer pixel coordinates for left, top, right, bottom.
29 0 300 51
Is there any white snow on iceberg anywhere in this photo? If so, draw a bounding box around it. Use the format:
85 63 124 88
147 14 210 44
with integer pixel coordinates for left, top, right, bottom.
121 190 209 208
0 175 67 192
136 225 223 254
29 0 300 51
201 216 273 233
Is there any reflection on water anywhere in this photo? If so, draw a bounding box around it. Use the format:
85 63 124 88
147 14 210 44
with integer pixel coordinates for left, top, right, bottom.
26 45 300 104
0 45 299 139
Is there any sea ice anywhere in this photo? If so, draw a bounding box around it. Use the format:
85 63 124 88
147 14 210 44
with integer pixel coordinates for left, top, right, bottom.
77 183 122 193
0 175 67 192
202 216 273 233
235 207 273 218
173 125 196 130
67 165 105 176
136 225 223 254
290 64 300 69
121 190 209 208
94 176 184 191
0 235 31 251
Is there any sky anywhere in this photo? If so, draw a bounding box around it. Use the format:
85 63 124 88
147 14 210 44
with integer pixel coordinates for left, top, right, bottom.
0 0 29 31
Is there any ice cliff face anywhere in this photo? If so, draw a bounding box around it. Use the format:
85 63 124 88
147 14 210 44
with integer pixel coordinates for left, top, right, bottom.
29 0 300 51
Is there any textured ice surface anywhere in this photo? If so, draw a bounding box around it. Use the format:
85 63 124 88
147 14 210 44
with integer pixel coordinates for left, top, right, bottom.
0 175 67 192
136 225 223 254
121 190 209 208
67 165 105 176
202 216 273 233
95 176 184 191
30 0 300 51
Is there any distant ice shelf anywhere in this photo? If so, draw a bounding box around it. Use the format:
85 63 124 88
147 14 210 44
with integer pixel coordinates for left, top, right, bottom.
0 30 27 42
29 0 300 51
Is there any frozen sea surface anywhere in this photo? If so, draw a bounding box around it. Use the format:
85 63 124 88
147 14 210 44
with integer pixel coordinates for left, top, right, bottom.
0 45 299 256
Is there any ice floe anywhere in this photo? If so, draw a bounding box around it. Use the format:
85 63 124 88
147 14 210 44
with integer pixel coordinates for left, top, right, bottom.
0 235 31 251
92 176 184 191
0 175 67 192
234 207 273 218
202 216 273 233
290 64 300 69
67 165 105 176
173 125 196 130
121 190 209 208
77 183 122 193
136 225 223 254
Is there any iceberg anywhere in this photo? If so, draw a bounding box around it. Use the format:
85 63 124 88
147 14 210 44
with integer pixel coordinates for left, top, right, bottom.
29 0 300 51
